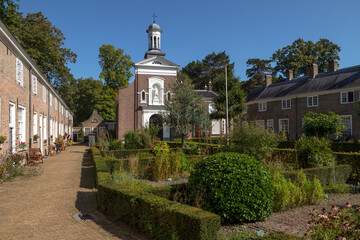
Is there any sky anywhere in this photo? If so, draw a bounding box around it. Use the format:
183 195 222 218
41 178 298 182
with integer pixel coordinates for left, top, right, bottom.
18 0 360 83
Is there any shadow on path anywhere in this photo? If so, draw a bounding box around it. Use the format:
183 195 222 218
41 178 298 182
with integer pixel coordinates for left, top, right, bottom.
75 149 151 240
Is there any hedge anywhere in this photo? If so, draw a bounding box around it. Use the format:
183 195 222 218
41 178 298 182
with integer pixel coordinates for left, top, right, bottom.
101 148 153 159
91 147 221 240
277 141 360 153
283 165 352 186
335 152 360 180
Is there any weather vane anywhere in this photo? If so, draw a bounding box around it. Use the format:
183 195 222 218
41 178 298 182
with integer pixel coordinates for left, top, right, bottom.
152 13 157 23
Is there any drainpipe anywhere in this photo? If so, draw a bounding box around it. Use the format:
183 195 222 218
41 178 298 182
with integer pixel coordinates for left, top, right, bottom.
295 97 298 140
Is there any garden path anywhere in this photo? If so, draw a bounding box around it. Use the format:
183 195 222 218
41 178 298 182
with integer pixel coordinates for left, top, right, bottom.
0 144 150 240
221 193 360 237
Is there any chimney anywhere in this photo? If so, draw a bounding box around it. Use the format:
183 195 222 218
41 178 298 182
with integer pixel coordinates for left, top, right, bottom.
287 70 294 80
307 64 318 79
208 81 212 91
265 75 272 87
328 60 338 72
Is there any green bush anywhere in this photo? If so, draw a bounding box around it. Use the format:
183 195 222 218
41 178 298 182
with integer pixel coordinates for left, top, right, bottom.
283 165 352 186
335 152 360 180
109 140 124 150
101 148 153 158
124 131 142 149
295 137 334 168
325 182 350 194
188 152 274 222
227 123 278 160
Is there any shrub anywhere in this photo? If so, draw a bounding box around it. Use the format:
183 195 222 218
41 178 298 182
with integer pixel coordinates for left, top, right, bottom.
295 137 334 168
228 123 278 160
188 152 274 222
302 111 344 137
0 153 25 180
325 183 350 194
109 140 124 150
335 152 360 180
124 131 142 149
306 203 360 239
78 129 84 142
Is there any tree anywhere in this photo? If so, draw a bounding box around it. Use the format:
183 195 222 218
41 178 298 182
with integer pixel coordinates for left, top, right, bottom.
272 38 341 80
241 58 275 94
163 73 210 147
302 112 344 138
98 44 133 90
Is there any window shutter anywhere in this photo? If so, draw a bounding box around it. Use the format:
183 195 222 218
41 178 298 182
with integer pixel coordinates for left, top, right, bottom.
32 76 37 94
16 58 23 86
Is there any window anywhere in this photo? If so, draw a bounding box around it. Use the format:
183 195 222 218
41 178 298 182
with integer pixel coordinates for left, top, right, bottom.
255 120 265 128
18 106 26 144
209 103 216 114
16 58 23 86
141 90 146 103
258 102 267 112
33 111 38 135
267 119 274 130
340 115 352 135
55 98 58 111
279 118 289 134
49 93 52 106
43 116 47 142
61 105 63 115
32 75 37 95
42 85 46 102
341 91 354 104
307 96 318 107
84 127 91 136
167 91 171 102
281 99 291 109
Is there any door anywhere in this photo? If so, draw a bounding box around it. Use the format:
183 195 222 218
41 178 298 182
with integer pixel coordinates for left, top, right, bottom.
9 102 16 153
39 114 43 154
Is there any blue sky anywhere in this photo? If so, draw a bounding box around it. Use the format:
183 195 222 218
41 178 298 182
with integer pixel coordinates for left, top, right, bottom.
19 0 360 82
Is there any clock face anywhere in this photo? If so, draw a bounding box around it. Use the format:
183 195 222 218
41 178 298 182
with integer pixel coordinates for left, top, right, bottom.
209 104 216 114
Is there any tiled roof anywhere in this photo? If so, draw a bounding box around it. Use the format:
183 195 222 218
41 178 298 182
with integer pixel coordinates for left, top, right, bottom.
247 65 360 102
195 90 219 99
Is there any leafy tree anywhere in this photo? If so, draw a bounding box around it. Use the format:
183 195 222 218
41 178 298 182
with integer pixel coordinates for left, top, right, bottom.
272 38 341 80
163 73 210 147
0 0 21 28
302 112 344 138
241 58 276 94
98 44 133 90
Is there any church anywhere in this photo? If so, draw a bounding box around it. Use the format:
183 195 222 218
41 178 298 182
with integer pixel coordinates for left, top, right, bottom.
116 20 226 140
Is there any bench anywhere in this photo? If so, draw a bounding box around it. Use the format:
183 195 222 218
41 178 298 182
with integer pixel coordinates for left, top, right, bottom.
28 148 43 164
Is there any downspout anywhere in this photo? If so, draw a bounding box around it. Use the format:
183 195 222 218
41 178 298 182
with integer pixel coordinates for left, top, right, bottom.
48 89 50 146
29 67 32 148
295 97 298 140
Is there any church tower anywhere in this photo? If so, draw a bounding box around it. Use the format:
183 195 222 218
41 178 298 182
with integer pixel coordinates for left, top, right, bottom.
116 18 179 140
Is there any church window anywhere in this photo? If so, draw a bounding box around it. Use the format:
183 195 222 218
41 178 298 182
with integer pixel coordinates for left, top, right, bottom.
141 90 146 103
167 91 171 102
154 36 157 48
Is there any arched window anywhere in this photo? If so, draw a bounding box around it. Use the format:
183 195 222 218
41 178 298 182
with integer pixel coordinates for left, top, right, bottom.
141 90 146 103
167 91 171 101
154 36 157 49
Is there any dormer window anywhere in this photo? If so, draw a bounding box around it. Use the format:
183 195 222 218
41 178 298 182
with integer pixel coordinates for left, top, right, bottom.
141 90 146 103
91 119 98 123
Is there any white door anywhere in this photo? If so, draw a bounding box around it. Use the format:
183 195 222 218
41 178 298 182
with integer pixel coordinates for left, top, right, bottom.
39 114 43 153
9 102 16 153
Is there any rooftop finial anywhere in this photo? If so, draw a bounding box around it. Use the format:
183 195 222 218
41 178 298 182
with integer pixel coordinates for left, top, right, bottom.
152 13 157 23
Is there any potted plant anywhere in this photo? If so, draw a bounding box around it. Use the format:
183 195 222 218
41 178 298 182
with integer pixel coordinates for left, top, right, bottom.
19 141 27 149
0 135 6 150
44 139 47 145
33 134 39 142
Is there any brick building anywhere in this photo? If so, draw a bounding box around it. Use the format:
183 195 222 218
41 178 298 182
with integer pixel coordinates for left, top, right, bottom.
245 61 360 140
0 19 73 155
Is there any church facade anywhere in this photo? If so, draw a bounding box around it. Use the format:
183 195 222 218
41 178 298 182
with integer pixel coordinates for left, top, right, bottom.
116 20 179 140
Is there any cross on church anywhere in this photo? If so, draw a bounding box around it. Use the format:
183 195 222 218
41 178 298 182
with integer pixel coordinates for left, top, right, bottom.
152 13 157 23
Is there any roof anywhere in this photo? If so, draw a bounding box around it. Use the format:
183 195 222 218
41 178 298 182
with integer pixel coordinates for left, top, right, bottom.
247 65 360 102
195 90 219 99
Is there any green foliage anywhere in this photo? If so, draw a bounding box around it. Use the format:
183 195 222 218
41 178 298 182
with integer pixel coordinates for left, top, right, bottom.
228 123 278 160
296 137 334 168
306 204 360 240
153 141 170 156
109 140 124 150
302 112 344 137
98 44 133 90
336 152 360 180
188 152 274 222
183 142 204 155
325 183 349 194
163 73 210 147
124 131 142 149
282 165 352 186
272 38 341 80
101 148 153 159
0 153 25 181
218 229 305 240
77 129 84 142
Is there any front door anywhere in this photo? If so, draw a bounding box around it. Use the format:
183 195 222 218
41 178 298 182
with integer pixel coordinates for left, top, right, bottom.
39 114 43 154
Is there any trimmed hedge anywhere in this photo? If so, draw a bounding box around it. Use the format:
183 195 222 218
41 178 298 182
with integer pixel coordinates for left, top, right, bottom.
101 148 153 159
283 165 352 186
277 141 360 153
91 147 221 240
335 152 360 180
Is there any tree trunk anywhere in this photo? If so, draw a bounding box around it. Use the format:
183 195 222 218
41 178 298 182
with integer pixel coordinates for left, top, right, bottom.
181 133 185 148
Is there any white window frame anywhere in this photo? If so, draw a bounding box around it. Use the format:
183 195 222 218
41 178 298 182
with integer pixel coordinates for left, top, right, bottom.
279 118 289 134
307 95 319 107
340 91 354 104
340 115 352 135
16 58 23 86
55 98 58 111
258 102 267 112
33 111 38 135
18 105 26 144
32 75 38 95
267 119 274 130
43 115 47 142
42 85 46 103
281 99 291 110
49 93 52 107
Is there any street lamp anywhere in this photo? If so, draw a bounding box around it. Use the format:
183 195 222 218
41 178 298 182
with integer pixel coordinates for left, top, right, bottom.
225 64 229 144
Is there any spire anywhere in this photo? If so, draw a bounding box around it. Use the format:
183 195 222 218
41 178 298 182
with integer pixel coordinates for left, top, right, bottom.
144 16 165 59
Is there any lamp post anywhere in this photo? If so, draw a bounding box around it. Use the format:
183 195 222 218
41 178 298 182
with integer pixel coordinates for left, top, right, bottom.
225 64 229 144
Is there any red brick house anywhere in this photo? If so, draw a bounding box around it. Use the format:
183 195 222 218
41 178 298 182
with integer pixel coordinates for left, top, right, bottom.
0 19 73 155
245 61 360 140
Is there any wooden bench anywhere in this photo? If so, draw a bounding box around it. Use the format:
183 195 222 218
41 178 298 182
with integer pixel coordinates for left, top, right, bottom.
29 148 43 164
